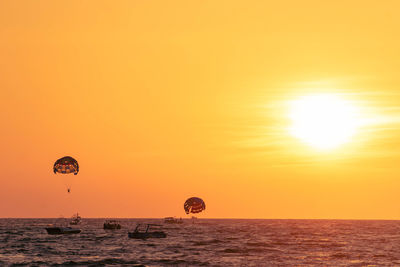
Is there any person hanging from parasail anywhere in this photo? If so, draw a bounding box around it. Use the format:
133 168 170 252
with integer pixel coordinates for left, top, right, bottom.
53 156 79 193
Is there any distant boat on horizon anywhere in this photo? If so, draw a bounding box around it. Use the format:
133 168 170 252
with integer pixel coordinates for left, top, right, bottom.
164 217 183 224
103 220 121 230
69 213 81 225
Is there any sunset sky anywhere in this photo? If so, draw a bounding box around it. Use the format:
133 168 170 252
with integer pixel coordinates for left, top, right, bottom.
1 1 400 219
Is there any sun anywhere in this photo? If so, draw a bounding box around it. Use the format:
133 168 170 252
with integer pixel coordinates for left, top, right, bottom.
289 94 359 150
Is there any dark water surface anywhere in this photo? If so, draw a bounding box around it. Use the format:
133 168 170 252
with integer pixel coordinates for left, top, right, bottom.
1 219 400 266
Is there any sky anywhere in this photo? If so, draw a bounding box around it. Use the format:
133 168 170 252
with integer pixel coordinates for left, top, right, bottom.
1 0 400 219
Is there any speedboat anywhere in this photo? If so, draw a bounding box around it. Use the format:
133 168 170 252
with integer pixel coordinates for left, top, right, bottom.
69 213 81 225
164 217 183 224
103 220 121 230
128 224 167 239
45 227 81 235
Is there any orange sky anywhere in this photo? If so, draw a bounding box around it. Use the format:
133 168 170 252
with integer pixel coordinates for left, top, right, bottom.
1 1 400 219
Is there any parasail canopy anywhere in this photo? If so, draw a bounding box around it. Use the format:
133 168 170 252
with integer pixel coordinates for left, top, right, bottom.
53 156 79 175
184 197 206 214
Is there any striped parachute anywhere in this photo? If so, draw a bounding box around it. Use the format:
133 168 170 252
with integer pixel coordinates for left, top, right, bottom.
184 197 206 214
53 156 79 193
54 156 79 175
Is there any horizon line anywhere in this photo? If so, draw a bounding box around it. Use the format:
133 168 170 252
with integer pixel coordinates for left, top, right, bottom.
1 217 399 221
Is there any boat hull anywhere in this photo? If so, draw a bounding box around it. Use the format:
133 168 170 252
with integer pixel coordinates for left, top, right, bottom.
104 224 121 230
128 231 166 239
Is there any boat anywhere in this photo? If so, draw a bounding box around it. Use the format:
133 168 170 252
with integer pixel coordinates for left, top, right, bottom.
103 220 121 230
69 213 82 225
164 217 183 224
45 227 81 235
128 224 167 239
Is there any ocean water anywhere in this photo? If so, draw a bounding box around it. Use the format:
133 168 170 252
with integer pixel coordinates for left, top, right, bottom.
1 219 400 266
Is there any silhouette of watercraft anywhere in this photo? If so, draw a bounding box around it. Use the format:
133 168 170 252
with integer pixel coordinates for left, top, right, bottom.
128 224 167 239
69 213 81 225
45 227 81 235
103 220 121 230
164 217 183 224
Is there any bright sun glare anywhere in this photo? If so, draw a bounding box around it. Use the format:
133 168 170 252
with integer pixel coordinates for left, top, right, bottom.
289 94 359 150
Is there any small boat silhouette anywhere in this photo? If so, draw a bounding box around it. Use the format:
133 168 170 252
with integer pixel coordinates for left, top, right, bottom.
103 220 122 230
164 217 183 224
128 224 167 239
69 213 81 225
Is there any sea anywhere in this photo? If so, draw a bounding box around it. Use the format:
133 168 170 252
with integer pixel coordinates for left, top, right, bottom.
1 218 400 266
